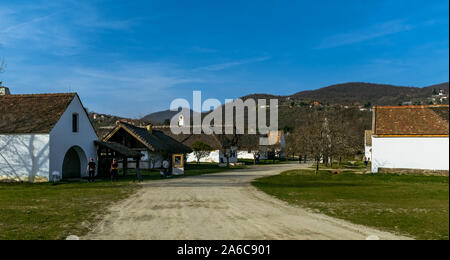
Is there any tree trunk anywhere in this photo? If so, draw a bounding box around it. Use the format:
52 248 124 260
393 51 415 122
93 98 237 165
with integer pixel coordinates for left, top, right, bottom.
315 157 320 174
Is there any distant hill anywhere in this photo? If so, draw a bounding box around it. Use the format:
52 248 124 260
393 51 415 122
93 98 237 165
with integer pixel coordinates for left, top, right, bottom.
142 108 201 124
141 81 449 123
290 82 449 105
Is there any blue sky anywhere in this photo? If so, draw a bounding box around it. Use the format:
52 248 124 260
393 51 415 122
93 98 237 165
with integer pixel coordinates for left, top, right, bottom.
0 0 448 117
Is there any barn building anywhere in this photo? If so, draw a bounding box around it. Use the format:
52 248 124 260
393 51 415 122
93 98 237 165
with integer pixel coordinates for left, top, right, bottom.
0 87 98 182
371 105 449 175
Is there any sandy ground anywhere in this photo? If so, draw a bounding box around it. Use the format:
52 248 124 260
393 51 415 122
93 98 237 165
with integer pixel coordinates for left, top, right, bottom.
84 163 410 240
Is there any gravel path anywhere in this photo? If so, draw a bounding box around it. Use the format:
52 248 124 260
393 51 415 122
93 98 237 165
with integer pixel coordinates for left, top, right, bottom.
84 163 410 240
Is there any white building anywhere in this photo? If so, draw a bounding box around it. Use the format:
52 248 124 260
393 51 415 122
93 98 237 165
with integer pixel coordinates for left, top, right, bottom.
371 105 449 174
0 87 98 182
157 126 239 165
237 131 286 160
364 130 373 161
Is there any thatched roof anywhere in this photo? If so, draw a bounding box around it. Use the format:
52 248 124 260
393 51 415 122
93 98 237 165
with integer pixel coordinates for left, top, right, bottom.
104 122 192 154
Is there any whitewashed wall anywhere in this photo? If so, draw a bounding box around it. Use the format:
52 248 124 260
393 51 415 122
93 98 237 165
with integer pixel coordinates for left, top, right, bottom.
186 149 239 164
187 150 220 163
0 134 50 182
371 137 449 173
50 96 98 180
365 145 372 161
238 150 256 159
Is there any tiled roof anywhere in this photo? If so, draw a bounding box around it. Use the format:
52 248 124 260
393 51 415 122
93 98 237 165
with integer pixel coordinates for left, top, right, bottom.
105 122 192 153
0 93 77 134
374 105 449 136
95 141 143 158
157 126 282 150
158 127 225 150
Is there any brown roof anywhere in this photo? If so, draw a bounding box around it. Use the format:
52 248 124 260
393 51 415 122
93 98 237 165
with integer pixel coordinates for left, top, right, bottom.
158 127 225 150
157 126 281 150
0 93 77 134
104 123 192 153
365 130 373 146
374 105 449 136
94 141 143 158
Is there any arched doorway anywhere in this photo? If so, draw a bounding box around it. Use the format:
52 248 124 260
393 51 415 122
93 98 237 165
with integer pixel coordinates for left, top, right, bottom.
62 146 87 179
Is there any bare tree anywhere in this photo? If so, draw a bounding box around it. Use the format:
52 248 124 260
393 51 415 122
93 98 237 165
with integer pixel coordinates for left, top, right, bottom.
192 141 212 164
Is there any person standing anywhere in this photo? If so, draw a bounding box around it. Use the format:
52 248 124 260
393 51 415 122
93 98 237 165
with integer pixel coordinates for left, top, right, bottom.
86 157 96 183
110 159 119 181
162 159 170 178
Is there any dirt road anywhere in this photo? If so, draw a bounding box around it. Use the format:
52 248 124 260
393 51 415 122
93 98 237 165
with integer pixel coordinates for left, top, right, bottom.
84 163 409 240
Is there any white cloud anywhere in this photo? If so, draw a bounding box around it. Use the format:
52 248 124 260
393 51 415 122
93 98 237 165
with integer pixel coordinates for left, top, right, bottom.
316 19 414 49
196 56 270 71
0 2 137 55
3 60 208 117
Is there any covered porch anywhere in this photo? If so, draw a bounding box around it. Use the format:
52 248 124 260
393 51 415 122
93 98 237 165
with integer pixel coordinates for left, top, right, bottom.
94 140 144 181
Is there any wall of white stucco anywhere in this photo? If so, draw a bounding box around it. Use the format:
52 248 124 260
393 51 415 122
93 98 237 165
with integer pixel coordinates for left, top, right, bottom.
50 96 98 179
371 137 449 173
237 150 257 160
0 134 50 181
365 145 372 161
187 150 220 163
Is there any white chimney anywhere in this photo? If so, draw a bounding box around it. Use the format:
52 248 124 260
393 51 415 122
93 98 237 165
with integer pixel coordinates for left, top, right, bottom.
0 82 10 95
178 115 184 126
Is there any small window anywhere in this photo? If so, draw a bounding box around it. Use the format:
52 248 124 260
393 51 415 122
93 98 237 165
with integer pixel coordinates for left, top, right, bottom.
72 113 79 133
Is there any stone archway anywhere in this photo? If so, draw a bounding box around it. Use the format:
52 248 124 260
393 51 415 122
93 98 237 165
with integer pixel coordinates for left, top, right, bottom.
62 146 87 179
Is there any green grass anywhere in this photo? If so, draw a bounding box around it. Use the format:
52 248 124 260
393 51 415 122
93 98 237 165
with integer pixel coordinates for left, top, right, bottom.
0 163 244 240
0 180 138 240
252 170 449 240
309 161 370 170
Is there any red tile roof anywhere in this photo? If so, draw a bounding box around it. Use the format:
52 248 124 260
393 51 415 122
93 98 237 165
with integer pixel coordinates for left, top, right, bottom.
374 105 449 136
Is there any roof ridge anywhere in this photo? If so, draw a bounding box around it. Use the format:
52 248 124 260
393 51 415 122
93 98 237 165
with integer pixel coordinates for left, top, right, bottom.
375 105 449 109
0 93 77 98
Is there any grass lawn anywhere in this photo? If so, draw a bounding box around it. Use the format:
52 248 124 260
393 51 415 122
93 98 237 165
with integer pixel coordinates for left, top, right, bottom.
252 169 449 240
0 163 243 240
309 161 370 170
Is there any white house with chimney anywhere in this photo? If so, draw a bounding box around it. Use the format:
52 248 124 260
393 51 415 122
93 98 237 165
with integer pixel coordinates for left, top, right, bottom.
371 105 449 174
0 85 98 182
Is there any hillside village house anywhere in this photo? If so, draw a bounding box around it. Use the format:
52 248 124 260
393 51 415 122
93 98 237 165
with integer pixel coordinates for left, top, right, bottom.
364 130 373 161
0 86 98 182
371 105 449 174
